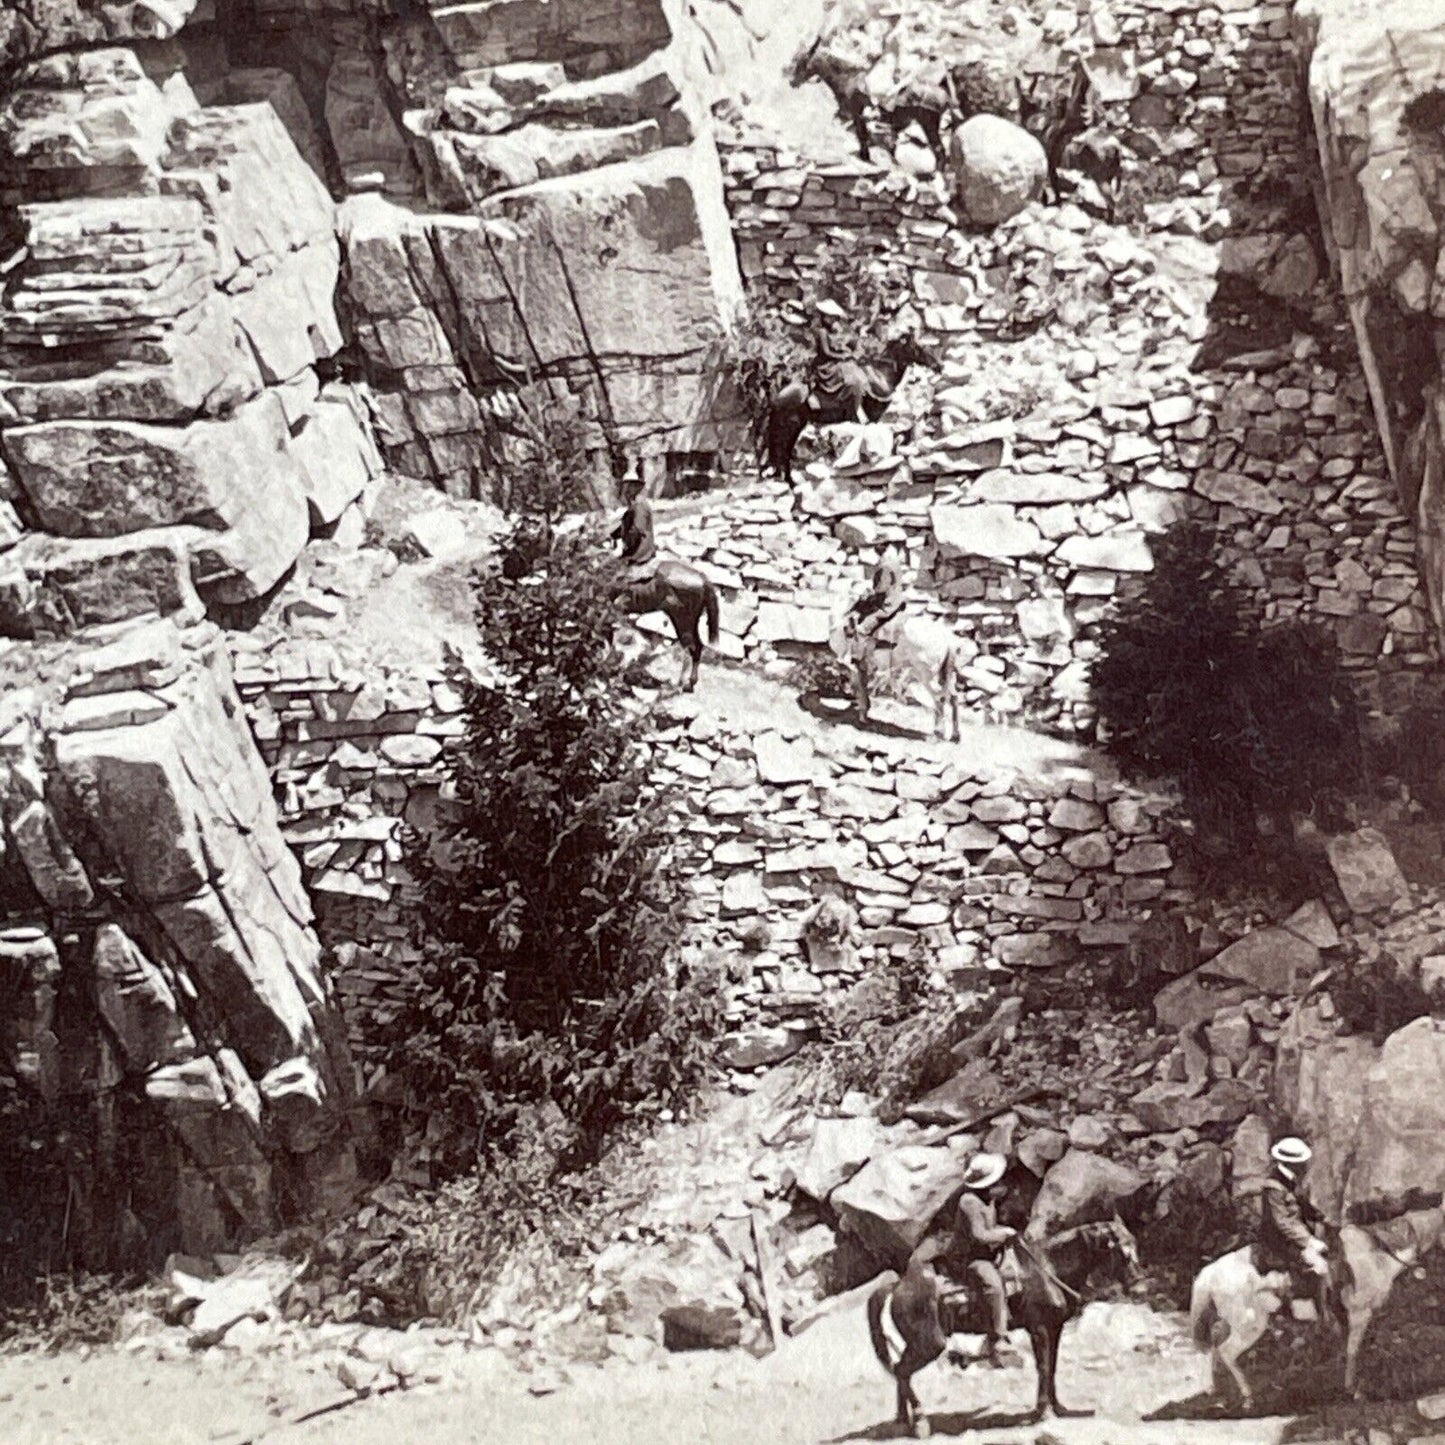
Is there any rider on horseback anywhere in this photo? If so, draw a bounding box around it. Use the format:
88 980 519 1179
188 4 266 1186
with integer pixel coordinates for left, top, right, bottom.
1254 1137 1330 1313
843 551 905 664
613 466 657 585
952 1152 1018 1367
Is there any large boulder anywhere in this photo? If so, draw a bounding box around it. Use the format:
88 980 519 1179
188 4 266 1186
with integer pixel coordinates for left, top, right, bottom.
1325 827 1411 915
1199 927 1321 997
1028 1149 1148 1238
3 396 313 604
831 1141 972 1265
0 528 207 642
1345 1016 1445 1214
793 1116 884 1202
1295 0 1445 651
1153 970 1257 1032
949 115 1048 226
1273 999 1380 1220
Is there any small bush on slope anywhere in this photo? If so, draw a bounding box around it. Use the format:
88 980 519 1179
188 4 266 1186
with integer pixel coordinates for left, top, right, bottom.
371 530 723 1179
1090 521 1362 876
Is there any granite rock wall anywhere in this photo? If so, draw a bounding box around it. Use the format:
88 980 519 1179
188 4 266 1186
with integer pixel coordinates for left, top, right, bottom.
0 615 360 1267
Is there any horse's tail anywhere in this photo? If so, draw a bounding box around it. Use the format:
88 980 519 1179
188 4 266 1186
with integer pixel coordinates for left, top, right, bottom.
866 1273 902 1374
1190 1273 1221 1351
702 580 719 645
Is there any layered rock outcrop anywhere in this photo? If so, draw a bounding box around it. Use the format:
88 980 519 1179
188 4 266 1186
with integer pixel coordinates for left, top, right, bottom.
340 9 745 496
0 43 381 636
0 615 359 1266
1295 0 1445 650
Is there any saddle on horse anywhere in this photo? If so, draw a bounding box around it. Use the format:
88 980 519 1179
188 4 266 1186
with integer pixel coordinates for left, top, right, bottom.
814 357 895 418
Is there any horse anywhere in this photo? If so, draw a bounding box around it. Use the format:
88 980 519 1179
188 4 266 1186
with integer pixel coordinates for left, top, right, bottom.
619 560 720 691
786 39 871 156
1188 1203 1445 1409
867 1218 1143 1437
764 334 939 496
788 39 957 162
1338 1202 1445 1396
829 610 976 739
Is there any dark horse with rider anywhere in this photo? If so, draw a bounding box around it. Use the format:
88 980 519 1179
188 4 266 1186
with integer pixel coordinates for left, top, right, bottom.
502 462 721 691
868 1150 1143 1437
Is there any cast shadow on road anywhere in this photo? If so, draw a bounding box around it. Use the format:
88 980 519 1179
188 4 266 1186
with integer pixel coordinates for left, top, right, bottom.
1145 1389 1441 1442
825 1405 1046 1441
796 688 933 742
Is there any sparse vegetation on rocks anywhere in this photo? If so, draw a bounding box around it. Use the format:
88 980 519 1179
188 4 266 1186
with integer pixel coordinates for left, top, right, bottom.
1090 522 1363 876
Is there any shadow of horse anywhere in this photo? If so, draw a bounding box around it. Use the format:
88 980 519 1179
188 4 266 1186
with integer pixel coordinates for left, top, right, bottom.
795 688 934 742
826 1405 1043 1442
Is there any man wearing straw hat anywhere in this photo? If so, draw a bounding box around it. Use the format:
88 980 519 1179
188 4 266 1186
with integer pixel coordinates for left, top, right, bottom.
953 1151 1018 1366
1254 1136 1330 1308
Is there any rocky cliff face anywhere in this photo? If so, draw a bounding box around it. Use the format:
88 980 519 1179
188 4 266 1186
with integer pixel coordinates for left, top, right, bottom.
0 0 742 1266
0 616 358 1267
0 36 382 635
338 3 745 497
1295 0 1445 649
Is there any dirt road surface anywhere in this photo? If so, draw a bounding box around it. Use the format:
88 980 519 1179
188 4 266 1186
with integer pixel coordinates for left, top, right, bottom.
1 1302 1338 1445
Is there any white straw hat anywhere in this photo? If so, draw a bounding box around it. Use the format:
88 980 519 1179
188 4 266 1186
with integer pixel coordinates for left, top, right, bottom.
1271 1137 1312 1167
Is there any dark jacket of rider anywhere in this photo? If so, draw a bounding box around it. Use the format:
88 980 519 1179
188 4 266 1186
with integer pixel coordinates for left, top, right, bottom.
615 494 656 567
1255 1175 1325 1276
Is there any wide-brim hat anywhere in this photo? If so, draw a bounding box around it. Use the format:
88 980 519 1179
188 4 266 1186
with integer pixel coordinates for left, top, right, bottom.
1271 1137 1312 1167
962 1152 1007 1191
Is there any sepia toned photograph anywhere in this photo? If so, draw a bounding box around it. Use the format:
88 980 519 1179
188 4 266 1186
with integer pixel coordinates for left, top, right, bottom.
1 0 1443 1440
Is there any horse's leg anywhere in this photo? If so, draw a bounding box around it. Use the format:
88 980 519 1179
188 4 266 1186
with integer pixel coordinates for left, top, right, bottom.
1028 1325 1053 1421
686 609 703 691
853 656 870 722
666 600 702 691
778 407 808 499
1218 1336 1254 1412
897 1342 939 1439
849 97 871 158
1343 1301 1371 1398
1044 1317 1089 1418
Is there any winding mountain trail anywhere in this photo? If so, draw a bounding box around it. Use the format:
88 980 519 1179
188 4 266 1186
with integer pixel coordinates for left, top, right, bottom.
2 1299 1345 1445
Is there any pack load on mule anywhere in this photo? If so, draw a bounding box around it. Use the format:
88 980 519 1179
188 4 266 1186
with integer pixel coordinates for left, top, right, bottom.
763 324 939 497
1189 1133 1445 1409
867 1148 1142 1437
